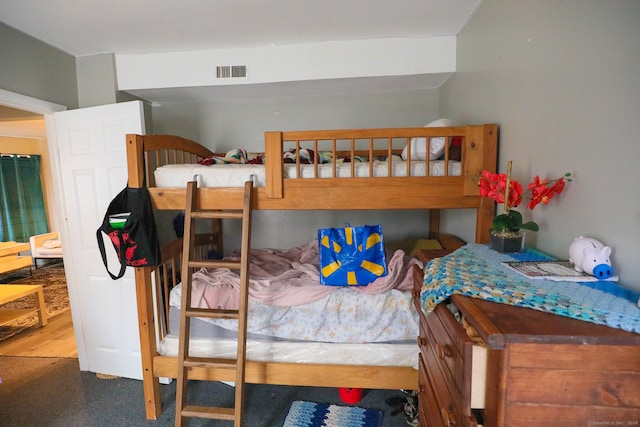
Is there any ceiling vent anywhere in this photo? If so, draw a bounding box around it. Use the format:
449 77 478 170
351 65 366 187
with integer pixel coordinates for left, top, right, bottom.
216 65 247 79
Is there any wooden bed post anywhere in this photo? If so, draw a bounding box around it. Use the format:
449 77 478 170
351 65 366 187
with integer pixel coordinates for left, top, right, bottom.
462 124 498 197
476 197 495 243
464 124 498 243
126 134 145 189
428 209 441 239
264 131 284 199
135 266 163 419
127 134 163 419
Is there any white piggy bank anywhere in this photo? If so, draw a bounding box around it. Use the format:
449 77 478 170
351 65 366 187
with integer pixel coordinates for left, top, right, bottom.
568 237 614 279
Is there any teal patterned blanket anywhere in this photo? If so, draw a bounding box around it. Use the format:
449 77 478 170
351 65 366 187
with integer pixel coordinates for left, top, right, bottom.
421 244 640 334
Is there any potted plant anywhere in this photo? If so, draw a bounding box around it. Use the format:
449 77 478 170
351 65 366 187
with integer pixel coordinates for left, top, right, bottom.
479 161 571 252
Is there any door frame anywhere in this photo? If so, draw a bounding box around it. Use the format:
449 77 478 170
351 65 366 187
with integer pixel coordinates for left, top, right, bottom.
0 89 67 234
0 88 66 114
0 90 90 363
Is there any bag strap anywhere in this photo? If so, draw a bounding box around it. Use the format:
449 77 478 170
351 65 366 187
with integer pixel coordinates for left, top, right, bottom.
96 229 127 280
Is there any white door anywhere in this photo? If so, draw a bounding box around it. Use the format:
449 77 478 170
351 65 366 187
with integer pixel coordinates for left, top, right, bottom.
46 101 145 379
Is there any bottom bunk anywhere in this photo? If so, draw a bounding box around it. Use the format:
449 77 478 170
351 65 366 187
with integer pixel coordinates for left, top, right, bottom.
136 233 422 420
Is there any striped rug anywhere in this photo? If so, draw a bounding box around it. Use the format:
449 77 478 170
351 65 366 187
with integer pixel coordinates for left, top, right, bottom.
282 400 383 427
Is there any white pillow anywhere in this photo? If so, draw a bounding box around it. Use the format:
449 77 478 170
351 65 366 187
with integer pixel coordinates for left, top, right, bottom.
401 118 454 161
42 239 62 249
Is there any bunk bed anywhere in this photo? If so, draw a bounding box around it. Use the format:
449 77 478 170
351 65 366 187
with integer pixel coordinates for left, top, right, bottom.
126 124 498 419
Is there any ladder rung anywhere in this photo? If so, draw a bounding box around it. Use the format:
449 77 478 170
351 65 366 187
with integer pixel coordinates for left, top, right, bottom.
181 405 235 421
191 210 243 220
184 356 237 369
185 307 239 320
188 259 242 270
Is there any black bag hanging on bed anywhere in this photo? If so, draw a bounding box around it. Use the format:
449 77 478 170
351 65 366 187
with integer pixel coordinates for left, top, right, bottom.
96 186 161 280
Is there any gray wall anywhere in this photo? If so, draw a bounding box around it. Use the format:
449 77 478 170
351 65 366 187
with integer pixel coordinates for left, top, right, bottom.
441 0 640 290
152 89 440 151
0 22 78 109
76 54 144 108
152 89 442 250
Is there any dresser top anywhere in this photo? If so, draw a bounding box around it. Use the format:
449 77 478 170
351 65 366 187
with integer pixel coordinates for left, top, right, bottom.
452 294 640 349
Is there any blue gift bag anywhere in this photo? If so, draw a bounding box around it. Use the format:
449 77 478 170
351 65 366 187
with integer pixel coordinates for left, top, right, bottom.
318 224 387 286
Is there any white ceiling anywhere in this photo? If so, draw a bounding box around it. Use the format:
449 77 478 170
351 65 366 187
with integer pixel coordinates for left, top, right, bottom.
0 0 481 138
0 0 481 57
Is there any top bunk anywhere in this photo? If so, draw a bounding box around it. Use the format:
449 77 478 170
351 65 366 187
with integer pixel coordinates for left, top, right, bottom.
126 124 498 240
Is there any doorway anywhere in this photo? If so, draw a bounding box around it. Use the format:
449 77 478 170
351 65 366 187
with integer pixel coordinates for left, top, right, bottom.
0 92 75 357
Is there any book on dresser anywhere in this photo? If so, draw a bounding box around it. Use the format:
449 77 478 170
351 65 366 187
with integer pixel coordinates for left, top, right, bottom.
501 259 619 282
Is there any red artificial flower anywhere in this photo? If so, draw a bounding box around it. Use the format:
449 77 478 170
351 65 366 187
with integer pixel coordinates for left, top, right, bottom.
527 176 567 209
508 180 524 208
550 177 566 195
478 170 523 208
478 164 571 234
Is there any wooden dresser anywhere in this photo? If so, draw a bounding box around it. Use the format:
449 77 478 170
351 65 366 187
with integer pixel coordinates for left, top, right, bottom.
413 248 640 427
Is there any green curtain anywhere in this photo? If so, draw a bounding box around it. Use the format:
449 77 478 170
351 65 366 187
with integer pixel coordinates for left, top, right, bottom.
0 154 49 242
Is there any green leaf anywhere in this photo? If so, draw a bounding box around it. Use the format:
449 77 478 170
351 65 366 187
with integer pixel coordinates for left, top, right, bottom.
492 210 539 233
492 214 510 232
519 221 540 232
505 210 524 230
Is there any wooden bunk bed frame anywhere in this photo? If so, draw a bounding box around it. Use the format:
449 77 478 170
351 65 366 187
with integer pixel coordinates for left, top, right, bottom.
126 124 498 419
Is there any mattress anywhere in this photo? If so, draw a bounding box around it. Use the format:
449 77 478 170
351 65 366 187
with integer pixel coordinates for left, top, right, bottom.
169 282 419 343
160 306 420 368
162 269 421 367
154 159 461 188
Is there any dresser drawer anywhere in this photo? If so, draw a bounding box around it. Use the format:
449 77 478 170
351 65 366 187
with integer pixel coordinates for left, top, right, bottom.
417 308 429 354
418 356 446 427
421 342 477 427
427 304 473 399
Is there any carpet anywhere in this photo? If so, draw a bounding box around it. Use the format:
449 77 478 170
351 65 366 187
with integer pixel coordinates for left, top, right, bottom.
0 263 69 342
283 400 383 427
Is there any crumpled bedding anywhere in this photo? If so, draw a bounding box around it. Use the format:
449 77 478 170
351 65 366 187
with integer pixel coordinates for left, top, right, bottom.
189 240 420 309
197 147 364 166
169 240 423 343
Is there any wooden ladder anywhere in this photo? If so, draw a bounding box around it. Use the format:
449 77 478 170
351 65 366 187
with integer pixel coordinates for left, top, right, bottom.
175 180 253 427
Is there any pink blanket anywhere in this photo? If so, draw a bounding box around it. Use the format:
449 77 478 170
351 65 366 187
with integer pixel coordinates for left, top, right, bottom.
190 240 422 309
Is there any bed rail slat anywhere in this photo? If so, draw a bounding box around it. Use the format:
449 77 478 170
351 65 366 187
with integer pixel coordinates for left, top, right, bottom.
443 136 450 176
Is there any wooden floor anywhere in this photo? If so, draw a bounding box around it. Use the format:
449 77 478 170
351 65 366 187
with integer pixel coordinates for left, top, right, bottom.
0 310 77 358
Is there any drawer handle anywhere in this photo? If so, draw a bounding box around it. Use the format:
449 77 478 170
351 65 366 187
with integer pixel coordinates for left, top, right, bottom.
437 342 452 359
440 407 456 427
417 336 428 347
